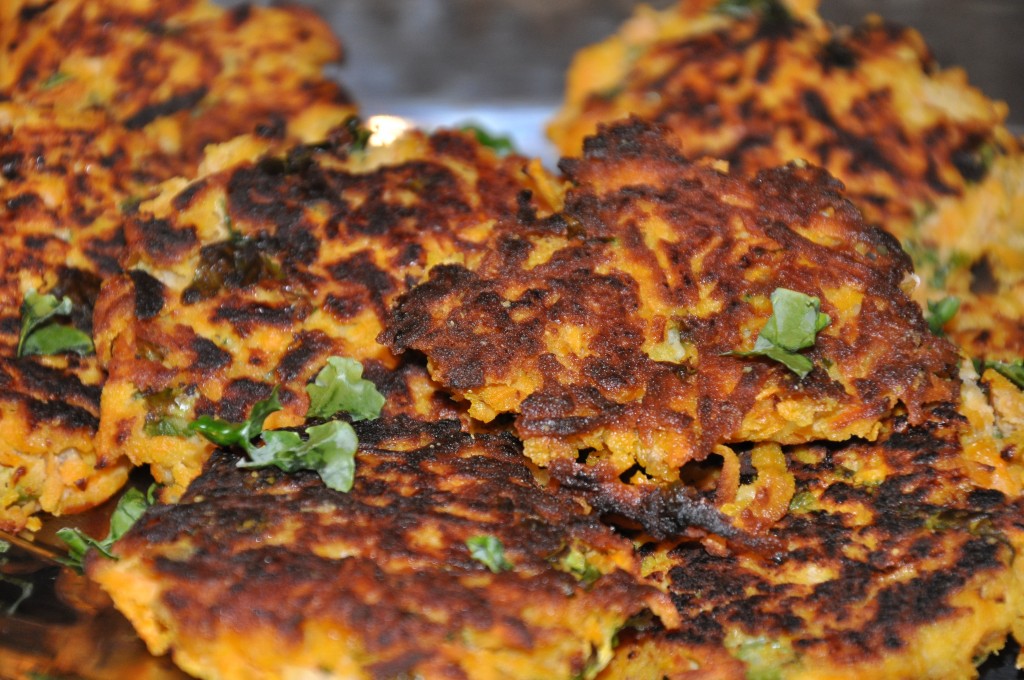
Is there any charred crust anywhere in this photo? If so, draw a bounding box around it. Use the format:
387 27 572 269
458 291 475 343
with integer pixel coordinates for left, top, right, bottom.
109 426 660 670
217 378 275 423
189 336 231 374
128 269 166 320
131 216 198 263
122 86 208 130
51 267 103 332
275 331 332 383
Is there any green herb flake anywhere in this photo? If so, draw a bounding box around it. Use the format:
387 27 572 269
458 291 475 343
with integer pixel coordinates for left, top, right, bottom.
17 289 94 358
55 485 154 573
188 358 382 493
306 356 385 421
466 535 513 573
926 296 960 336
344 116 372 152
119 195 142 214
190 387 282 450
39 71 73 90
556 546 602 587
714 0 791 23
727 288 831 378
240 420 359 493
788 491 818 514
460 124 516 155
977 358 1024 390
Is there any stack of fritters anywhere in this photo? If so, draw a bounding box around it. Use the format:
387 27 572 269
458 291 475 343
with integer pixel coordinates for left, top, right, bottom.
5 0 1022 677
0 0 355 531
93 124 559 497
548 0 1024 363
89 117 1024 679
88 418 676 680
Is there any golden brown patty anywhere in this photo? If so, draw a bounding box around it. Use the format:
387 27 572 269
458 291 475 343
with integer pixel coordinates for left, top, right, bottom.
384 120 961 503
599 404 1024 679
1 0 355 172
93 123 560 497
88 418 675 680
0 0 356 531
547 0 1024 361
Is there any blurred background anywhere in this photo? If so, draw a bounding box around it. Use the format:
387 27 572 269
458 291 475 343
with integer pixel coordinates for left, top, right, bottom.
294 0 1024 158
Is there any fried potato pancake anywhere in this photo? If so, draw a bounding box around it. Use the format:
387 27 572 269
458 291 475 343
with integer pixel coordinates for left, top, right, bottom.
87 418 675 680
598 403 1024 680
93 123 560 497
384 120 960 491
1 0 355 172
547 0 1024 361
0 0 357 531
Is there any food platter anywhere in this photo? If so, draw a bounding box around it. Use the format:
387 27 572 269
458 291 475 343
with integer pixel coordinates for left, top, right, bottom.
2 0 1023 678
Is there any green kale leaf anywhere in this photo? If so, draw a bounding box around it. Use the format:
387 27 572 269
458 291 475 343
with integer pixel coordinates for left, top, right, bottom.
728 288 831 378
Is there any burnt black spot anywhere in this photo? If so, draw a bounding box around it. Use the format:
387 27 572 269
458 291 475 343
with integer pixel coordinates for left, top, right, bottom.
0 152 23 180
275 331 332 383
50 267 103 332
802 89 835 127
969 255 999 295
190 336 231 373
133 216 197 261
218 379 274 423
328 252 395 312
822 38 857 70
18 0 56 21
172 179 208 212
213 301 307 331
26 397 98 431
12 359 100 406
6 192 41 212
128 269 166 320
123 86 208 130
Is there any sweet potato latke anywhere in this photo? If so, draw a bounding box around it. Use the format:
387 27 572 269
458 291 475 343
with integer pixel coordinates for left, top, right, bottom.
547 0 1024 363
599 404 1024 680
93 123 558 498
87 418 675 680
0 0 355 531
384 120 960 491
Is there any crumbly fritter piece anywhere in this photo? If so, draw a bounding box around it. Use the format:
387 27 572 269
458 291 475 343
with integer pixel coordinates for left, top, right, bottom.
547 0 1024 361
0 104 157 530
384 120 960 491
599 403 1024 679
87 419 675 680
93 123 560 497
1 0 355 173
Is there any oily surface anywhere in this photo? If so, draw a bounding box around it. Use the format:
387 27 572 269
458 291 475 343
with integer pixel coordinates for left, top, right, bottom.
88 418 673 680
